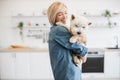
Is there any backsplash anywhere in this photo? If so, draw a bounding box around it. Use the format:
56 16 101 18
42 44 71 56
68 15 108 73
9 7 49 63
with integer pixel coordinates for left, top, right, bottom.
11 16 50 48
87 27 120 48
0 0 120 48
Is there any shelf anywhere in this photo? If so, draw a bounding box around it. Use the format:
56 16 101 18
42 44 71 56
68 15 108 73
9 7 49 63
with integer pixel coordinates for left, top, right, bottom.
82 14 119 17
11 15 47 18
13 26 50 29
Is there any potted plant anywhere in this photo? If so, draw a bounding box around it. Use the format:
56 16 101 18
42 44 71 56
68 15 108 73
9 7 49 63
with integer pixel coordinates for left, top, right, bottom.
17 22 24 40
102 10 112 28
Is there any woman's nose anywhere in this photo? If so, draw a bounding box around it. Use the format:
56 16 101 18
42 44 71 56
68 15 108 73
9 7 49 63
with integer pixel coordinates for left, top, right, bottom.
63 14 67 18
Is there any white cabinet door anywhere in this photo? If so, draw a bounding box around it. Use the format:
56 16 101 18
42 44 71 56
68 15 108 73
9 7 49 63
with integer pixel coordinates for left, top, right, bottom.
0 52 54 79
15 52 30 79
30 52 53 79
0 53 16 79
105 51 120 78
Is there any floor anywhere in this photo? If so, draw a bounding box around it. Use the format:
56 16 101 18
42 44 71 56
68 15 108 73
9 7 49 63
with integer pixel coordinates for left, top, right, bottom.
83 78 120 80
0 78 120 80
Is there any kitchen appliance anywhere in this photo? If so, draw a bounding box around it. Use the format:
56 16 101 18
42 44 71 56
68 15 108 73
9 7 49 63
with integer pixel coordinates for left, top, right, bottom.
82 50 104 73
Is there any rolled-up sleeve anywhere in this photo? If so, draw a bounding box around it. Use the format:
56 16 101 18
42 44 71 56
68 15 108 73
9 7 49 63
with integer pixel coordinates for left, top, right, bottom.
54 26 88 57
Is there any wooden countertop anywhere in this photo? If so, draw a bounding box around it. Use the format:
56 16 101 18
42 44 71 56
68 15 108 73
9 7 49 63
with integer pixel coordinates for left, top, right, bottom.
0 48 49 52
0 48 119 53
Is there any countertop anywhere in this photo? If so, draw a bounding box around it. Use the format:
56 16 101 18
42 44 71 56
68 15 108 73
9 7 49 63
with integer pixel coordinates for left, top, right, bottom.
0 47 120 52
0 48 48 52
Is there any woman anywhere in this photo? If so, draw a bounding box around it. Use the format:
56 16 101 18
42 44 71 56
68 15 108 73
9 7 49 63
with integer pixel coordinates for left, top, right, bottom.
47 1 88 80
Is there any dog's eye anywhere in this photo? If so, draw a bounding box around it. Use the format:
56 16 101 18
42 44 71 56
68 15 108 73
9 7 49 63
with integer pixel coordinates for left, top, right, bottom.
75 25 78 27
82 26 85 28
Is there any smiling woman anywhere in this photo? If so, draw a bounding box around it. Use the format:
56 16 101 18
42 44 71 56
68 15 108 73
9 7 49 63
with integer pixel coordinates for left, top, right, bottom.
47 1 67 25
47 1 88 80
55 8 68 24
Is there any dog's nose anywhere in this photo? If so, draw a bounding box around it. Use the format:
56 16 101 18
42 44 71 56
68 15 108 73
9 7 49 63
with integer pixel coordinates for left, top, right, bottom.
77 32 81 35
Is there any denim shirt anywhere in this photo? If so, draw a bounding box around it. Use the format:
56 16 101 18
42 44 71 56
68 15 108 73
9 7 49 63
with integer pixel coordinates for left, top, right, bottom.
48 25 88 80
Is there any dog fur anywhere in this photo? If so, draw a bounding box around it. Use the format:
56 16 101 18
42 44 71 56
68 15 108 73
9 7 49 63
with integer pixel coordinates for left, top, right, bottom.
69 14 92 66
56 14 92 66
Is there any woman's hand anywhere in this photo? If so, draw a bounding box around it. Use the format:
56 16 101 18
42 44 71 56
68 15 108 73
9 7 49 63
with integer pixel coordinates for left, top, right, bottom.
80 54 87 63
76 35 87 45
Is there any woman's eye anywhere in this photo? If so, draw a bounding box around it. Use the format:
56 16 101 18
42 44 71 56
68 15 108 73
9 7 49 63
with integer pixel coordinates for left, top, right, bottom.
58 14 62 16
57 13 62 16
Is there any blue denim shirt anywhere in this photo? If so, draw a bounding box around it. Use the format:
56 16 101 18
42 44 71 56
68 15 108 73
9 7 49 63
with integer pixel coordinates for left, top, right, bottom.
48 25 88 80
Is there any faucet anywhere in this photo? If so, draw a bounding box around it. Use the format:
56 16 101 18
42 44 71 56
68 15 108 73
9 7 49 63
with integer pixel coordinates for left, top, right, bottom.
114 35 119 49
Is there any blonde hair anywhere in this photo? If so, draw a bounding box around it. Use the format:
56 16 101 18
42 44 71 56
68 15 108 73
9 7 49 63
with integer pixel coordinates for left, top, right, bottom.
47 1 67 25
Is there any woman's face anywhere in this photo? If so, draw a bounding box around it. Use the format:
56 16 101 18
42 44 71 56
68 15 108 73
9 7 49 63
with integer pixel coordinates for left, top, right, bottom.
55 7 67 24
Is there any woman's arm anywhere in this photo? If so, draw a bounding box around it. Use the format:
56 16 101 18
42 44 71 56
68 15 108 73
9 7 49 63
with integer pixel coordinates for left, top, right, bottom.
54 26 88 57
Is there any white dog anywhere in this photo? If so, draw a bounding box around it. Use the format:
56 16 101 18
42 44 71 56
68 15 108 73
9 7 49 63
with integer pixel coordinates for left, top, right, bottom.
69 14 92 66
56 14 92 66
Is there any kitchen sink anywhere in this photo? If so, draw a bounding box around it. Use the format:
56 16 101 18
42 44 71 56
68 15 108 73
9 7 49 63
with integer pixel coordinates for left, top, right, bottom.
106 47 120 49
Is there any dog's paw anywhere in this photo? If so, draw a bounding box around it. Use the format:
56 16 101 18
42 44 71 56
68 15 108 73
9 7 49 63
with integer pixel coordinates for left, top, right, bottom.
69 38 77 43
69 36 78 43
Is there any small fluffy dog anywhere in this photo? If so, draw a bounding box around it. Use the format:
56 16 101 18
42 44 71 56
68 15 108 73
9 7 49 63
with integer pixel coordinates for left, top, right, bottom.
69 14 92 66
56 14 92 66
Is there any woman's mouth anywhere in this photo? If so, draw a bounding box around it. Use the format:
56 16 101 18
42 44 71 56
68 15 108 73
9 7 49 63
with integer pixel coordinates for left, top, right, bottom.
61 19 66 24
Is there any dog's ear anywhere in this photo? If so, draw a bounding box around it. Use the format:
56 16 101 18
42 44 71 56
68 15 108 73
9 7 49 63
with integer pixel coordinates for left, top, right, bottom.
71 14 75 20
88 22 92 25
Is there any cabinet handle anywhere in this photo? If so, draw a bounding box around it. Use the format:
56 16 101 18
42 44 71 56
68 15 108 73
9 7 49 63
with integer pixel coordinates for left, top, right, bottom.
11 53 16 58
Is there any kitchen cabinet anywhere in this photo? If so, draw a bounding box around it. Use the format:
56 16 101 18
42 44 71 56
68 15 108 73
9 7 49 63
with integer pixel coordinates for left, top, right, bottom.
30 52 53 79
0 52 31 79
15 53 30 79
0 51 53 79
82 49 120 79
104 50 120 78
0 53 16 79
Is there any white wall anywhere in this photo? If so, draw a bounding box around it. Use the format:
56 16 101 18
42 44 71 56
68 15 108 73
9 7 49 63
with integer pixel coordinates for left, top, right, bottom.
0 0 120 48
